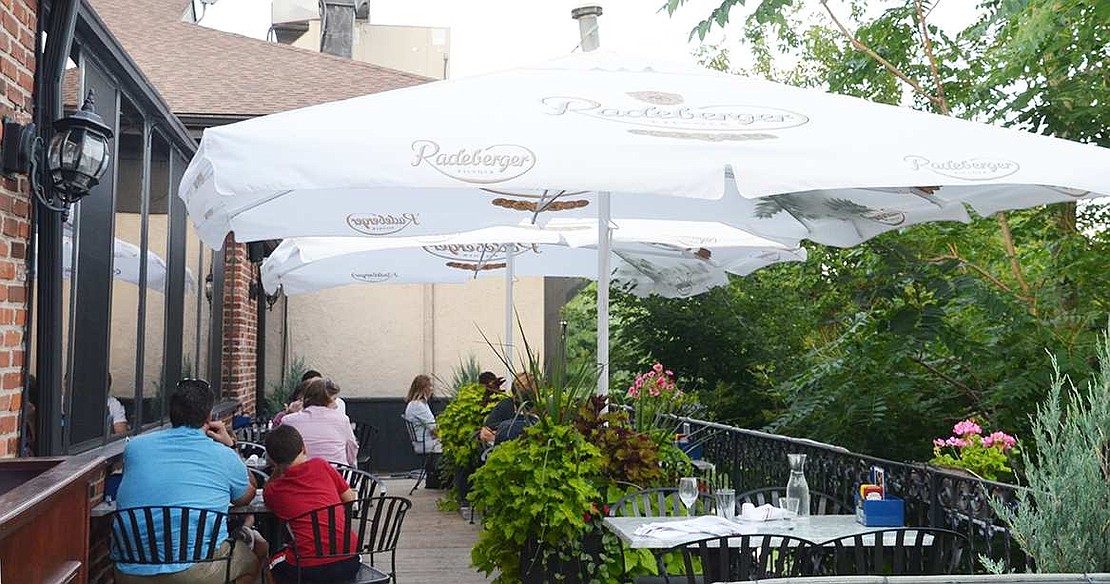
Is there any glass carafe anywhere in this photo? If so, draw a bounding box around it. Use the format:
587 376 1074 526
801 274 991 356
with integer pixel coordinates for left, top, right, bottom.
785 453 810 518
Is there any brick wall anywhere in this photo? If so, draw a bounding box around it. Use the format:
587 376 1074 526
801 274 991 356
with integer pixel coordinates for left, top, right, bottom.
0 0 35 458
221 237 257 415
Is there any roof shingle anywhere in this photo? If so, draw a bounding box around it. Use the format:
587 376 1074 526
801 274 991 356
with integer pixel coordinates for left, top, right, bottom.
86 0 430 117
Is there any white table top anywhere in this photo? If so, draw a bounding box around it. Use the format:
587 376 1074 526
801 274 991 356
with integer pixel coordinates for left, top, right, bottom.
602 514 881 549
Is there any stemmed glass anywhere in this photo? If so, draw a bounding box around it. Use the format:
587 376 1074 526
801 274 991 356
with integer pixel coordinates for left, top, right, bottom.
678 477 699 517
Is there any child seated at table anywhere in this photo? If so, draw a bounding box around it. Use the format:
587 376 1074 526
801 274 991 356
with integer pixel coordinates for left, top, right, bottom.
263 425 359 583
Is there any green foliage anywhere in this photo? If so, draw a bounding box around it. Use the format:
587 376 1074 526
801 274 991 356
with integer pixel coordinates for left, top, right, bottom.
574 397 668 487
438 382 499 468
989 333 1110 572
470 418 604 583
448 353 483 396
263 355 308 417
612 363 700 446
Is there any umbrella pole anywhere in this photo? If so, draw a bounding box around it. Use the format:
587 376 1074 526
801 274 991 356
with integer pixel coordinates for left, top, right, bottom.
505 250 515 383
597 191 611 395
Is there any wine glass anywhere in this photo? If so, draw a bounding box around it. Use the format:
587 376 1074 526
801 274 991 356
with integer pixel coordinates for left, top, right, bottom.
678 477 699 517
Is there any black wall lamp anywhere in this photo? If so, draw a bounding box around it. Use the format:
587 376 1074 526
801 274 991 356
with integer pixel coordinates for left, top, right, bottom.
2 89 113 213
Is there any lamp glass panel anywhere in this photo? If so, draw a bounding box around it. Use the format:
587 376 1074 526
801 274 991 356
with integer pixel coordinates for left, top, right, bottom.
76 134 106 178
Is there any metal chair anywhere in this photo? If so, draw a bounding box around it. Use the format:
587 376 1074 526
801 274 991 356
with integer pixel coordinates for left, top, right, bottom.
810 528 970 576
234 421 270 444
352 419 378 472
247 467 270 489
401 415 428 495
609 487 717 517
108 506 237 584
665 533 820 583
331 462 387 499
283 498 391 584
737 487 850 516
359 495 412 583
235 440 267 461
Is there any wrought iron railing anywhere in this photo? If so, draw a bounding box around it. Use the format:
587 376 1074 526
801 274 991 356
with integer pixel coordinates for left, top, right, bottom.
675 415 1030 571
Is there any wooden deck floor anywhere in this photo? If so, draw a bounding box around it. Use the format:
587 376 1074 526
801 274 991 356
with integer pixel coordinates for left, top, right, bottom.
384 478 494 583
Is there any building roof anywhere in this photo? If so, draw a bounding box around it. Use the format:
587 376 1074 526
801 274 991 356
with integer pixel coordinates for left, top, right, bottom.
85 0 430 118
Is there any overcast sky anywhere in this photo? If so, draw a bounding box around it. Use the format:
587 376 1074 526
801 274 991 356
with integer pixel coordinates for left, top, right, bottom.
198 0 980 79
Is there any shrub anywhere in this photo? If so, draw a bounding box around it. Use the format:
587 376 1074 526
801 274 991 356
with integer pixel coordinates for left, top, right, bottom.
989 333 1110 572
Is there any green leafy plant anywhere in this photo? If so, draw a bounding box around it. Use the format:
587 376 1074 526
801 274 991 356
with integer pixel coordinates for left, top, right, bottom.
929 419 1018 481
438 382 499 468
614 363 699 447
989 333 1110 572
264 355 308 416
574 396 667 487
471 418 604 583
448 353 483 395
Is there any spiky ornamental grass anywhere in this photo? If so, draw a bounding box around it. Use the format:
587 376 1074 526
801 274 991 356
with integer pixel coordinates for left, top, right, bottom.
989 332 1110 572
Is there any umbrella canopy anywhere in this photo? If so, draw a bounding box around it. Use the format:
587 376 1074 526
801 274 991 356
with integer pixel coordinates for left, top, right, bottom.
182 51 1110 250
62 229 195 294
261 234 807 298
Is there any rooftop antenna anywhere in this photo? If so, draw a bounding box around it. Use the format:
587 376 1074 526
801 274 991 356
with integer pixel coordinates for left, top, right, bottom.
571 6 602 52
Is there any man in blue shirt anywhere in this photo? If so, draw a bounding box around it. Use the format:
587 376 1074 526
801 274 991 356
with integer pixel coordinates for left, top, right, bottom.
115 379 267 584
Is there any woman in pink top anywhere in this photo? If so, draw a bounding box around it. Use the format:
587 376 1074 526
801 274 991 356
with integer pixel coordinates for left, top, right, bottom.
279 378 358 466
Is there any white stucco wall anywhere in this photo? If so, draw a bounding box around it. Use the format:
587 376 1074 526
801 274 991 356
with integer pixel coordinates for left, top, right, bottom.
283 276 546 397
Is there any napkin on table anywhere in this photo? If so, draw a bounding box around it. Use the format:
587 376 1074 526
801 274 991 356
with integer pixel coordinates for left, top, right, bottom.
633 515 746 539
739 502 789 522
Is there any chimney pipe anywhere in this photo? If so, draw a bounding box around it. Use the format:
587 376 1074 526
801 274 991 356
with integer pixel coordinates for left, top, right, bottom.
320 0 356 58
571 5 602 52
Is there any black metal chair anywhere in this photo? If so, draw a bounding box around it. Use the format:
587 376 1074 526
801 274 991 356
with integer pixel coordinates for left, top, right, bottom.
352 419 378 472
401 415 428 495
331 462 386 499
234 421 270 444
235 440 267 462
282 498 390 584
108 506 237 584
247 467 270 489
359 495 412 583
666 533 820 583
810 528 970 576
737 487 850 516
610 487 717 518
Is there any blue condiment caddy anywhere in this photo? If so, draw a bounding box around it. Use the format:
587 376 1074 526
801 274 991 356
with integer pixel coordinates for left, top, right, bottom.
854 493 905 527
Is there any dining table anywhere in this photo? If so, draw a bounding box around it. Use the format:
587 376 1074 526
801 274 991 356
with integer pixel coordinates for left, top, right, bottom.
602 514 902 549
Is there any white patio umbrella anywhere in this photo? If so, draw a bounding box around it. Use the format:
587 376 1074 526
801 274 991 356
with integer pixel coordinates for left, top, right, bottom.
261 235 807 298
62 227 196 294
179 50 1110 393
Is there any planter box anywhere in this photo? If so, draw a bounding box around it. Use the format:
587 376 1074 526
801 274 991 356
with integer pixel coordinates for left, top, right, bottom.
520 531 604 584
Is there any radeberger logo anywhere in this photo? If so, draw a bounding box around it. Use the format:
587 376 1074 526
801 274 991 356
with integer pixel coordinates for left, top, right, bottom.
346 212 420 236
542 91 809 133
411 140 536 184
423 242 539 271
905 155 1020 181
351 271 398 283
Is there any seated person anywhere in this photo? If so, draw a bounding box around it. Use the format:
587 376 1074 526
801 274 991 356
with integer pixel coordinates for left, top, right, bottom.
494 405 539 445
403 374 442 454
107 373 129 435
273 370 323 426
280 378 359 466
479 372 537 444
114 379 266 584
264 425 360 583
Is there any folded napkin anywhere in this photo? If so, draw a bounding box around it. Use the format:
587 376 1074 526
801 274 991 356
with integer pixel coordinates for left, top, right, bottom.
739 502 789 522
633 515 746 539
246 454 261 466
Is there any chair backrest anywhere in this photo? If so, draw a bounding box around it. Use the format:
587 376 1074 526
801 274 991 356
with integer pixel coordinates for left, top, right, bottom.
330 462 385 499
109 506 232 568
401 414 426 452
235 441 267 461
285 499 370 566
351 419 376 469
360 495 412 556
247 467 269 489
812 528 970 576
667 533 819 583
609 487 716 517
738 487 850 515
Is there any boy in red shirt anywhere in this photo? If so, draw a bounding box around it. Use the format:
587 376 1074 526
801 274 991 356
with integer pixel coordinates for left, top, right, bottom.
264 425 360 583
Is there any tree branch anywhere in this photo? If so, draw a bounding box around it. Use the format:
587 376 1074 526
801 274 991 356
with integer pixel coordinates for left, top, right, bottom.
913 0 949 115
819 0 942 109
928 251 1038 315
909 354 980 401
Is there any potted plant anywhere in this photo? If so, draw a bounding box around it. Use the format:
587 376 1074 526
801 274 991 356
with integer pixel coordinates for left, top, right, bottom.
929 418 1018 481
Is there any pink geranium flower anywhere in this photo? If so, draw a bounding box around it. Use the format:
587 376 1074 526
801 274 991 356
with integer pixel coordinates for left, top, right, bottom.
945 437 969 448
952 419 982 436
653 363 664 373
933 438 946 447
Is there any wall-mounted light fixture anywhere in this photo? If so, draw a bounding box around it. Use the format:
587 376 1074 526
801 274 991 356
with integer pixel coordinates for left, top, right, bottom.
2 89 114 213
